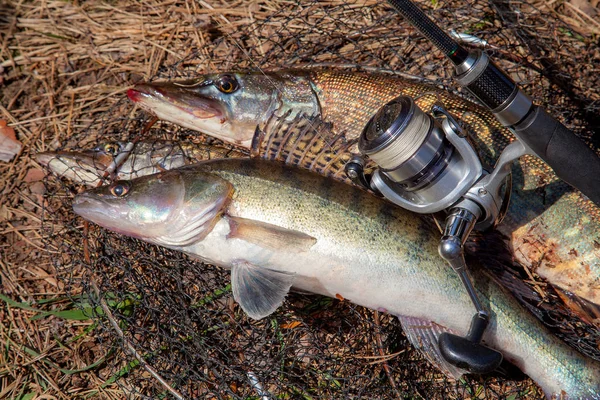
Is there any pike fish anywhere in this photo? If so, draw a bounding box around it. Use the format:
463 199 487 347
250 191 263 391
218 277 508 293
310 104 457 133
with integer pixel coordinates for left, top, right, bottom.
35 140 245 186
73 157 600 399
128 69 600 309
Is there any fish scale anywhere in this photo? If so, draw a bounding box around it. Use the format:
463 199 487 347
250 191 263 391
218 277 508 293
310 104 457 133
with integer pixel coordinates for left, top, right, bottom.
307 70 503 148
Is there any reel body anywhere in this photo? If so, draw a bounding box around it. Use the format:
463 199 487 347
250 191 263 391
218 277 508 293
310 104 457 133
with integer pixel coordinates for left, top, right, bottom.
348 95 529 374
357 95 515 230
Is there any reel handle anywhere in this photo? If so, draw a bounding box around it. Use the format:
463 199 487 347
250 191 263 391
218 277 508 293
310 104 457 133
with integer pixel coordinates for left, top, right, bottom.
438 313 503 374
437 204 503 374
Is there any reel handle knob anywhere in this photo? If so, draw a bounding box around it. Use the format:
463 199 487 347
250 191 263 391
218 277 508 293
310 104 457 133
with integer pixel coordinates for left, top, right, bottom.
438 313 503 374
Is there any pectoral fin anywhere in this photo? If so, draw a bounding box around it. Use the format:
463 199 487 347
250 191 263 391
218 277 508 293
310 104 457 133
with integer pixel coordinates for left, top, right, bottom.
232 260 295 320
228 216 317 253
397 315 467 379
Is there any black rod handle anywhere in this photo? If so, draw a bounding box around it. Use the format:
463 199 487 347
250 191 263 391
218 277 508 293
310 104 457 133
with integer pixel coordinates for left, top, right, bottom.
386 0 600 206
515 107 600 206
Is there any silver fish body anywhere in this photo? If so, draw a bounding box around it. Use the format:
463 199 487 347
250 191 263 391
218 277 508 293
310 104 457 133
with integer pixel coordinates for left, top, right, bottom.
73 158 600 398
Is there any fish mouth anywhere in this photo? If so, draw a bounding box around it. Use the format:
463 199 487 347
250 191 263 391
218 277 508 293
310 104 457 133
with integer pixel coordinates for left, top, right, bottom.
36 150 112 186
73 193 113 224
35 151 61 167
128 82 224 121
73 193 136 237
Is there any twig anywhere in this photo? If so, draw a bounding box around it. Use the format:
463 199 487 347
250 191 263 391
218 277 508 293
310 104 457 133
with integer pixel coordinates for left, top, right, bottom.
5 221 58 254
90 279 186 400
522 255 548 302
373 311 401 398
142 38 184 60
6 88 130 127
355 349 405 360
563 2 600 31
82 223 186 400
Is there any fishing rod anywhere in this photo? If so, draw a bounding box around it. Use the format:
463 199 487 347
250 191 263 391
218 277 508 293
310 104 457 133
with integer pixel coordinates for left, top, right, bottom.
346 0 600 375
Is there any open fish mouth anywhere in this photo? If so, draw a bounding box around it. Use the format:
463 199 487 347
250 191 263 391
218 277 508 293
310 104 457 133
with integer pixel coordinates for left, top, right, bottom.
127 81 260 147
128 82 224 121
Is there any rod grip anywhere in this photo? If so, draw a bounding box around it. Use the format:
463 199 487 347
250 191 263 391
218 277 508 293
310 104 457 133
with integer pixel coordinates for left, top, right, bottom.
514 106 600 206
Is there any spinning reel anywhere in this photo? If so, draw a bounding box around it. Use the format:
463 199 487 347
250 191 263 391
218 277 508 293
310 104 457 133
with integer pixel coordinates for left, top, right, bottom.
346 95 526 373
345 0 600 375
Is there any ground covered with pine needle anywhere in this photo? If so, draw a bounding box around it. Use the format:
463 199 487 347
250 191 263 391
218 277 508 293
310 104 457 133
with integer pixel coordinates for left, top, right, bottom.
1 0 599 398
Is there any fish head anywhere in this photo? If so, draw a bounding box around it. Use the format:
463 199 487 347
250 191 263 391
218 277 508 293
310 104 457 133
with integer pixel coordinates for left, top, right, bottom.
127 71 319 148
36 142 128 186
36 141 191 185
73 167 234 247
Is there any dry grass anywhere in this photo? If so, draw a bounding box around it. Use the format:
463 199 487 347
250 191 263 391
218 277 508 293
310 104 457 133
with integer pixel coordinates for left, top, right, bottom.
0 1 261 397
1 0 599 398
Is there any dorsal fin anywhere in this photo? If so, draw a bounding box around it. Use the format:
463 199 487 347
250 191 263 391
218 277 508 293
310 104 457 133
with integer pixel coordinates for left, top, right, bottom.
251 113 377 187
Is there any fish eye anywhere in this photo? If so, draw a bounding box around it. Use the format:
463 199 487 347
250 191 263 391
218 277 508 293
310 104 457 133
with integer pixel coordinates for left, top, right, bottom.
110 182 130 197
103 143 121 156
215 74 239 94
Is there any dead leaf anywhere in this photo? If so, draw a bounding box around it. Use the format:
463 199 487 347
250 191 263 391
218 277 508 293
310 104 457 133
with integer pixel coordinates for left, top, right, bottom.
24 168 46 183
280 321 302 329
0 124 22 162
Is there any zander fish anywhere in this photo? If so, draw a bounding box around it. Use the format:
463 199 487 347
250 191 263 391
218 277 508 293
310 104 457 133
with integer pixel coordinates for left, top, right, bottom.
73 158 600 398
128 69 600 309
